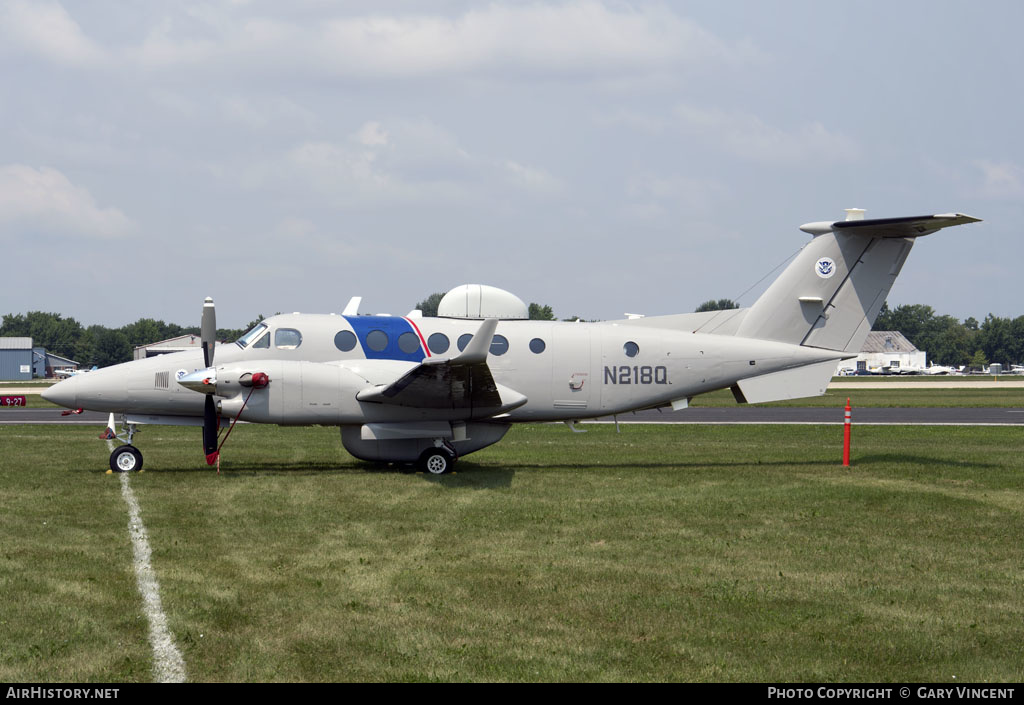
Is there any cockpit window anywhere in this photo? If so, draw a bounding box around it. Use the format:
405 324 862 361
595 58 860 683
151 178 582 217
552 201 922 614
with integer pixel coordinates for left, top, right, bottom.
236 323 268 348
253 332 270 349
275 328 302 349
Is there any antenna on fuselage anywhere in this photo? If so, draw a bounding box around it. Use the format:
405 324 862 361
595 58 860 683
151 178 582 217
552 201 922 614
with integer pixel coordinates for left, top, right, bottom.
342 296 362 316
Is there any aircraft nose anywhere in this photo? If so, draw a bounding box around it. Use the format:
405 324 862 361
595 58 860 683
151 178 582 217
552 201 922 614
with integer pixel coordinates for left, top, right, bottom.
42 377 78 409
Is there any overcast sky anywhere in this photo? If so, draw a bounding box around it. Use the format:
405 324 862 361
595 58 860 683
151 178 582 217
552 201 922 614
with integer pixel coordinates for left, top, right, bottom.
1 1 1020 328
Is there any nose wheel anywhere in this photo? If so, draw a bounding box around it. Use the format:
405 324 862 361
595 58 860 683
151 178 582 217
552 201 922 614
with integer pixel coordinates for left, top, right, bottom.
110 445 144 473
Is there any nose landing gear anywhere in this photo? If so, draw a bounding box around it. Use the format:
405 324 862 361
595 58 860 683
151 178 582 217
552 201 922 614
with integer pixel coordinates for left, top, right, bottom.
110 444 143 473
106 416 144 473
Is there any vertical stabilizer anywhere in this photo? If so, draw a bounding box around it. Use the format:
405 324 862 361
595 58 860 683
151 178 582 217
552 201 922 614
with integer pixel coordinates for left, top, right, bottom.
735 212 980 352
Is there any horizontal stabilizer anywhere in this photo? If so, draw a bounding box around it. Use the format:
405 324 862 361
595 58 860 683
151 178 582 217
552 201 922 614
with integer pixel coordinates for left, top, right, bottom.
733 360 839 404
800 213 981 238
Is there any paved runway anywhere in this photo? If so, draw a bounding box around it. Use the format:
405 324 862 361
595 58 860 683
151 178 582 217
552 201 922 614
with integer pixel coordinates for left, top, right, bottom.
1 409 112 424
605 407 1024 426
3 407 1023 426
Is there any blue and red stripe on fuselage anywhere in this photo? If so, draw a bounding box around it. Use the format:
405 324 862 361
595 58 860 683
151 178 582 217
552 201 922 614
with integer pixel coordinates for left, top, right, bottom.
343 315 431 362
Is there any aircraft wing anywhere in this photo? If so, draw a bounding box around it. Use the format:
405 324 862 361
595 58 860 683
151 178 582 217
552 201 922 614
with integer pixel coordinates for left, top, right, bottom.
354 319 527 415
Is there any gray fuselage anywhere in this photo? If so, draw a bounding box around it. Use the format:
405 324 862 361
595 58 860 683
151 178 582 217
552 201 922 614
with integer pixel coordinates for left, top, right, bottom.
45 312 841 425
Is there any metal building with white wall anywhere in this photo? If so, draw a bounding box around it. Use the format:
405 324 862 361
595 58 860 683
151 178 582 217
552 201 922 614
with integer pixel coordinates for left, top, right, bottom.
0 337 36 381
836 331 928 375
133 334 203 360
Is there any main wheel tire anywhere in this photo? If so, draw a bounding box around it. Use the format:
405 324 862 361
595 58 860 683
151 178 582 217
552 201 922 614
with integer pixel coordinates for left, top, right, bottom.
110 445 143 473
419 448 454 475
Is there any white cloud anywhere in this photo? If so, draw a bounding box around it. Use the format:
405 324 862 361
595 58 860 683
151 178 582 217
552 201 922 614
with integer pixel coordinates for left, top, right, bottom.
218 94 318 131
355 122 389 147
0 165 133 239
625 173 728 216
269 217 359 265
0 0 104 67
593 109 667 134
276 119 559 206
9 2 755 81
503 161 563 195
304 2 755 79
673 105 859 166
286 140 391 201
974 159 1024 199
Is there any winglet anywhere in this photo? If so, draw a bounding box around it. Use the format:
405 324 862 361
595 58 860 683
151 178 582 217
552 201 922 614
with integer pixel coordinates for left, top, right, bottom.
442 318 498 365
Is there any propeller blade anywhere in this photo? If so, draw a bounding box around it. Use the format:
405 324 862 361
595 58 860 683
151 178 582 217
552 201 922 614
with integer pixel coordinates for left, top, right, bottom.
201 296 216 367
203 395 219 465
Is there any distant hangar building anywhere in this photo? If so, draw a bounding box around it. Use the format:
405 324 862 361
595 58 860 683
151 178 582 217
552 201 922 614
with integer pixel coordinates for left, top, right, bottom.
839 331 927 374
45 353 79 378
0 338 77 380
133 333 204 360
0 337 36 381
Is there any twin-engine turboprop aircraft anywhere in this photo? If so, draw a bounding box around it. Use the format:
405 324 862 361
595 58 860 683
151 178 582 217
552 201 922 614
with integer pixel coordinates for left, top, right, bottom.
43 210 980 474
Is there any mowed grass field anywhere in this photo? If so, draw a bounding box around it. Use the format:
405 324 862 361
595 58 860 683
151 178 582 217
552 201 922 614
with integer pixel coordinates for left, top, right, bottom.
1 421 1023 682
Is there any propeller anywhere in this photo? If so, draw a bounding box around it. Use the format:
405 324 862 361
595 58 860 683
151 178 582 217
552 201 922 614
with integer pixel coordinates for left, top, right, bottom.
201 296 216 367
187 297 270 468
200 297 219 465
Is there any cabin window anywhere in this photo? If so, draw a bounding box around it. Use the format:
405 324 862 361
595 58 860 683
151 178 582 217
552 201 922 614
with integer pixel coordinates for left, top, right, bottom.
529 338 546 354
457 333 474 352
490 335 509 356
334 330 357 352
253 332 270 349
624 341 639 358
366 330 389 352
428 333 450 354
398 331 421 354
275 328 302 349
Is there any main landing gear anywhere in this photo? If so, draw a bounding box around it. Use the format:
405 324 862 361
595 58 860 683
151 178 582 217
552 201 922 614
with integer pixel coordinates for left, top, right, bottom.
418 444 457 475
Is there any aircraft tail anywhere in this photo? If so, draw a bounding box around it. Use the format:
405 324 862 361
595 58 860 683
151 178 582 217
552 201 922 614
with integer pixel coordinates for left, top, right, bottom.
734 211 980 353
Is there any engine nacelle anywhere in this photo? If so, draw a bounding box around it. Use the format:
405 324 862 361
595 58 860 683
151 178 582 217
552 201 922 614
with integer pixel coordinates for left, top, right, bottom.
215 359 515 427
216 360 367 424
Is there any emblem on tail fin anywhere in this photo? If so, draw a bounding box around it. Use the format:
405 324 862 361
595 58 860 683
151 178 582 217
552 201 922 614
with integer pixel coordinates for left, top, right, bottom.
815 257 836 278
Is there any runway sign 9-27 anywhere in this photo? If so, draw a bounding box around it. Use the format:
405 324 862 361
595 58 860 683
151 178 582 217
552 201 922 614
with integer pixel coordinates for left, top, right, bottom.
1 396 27 407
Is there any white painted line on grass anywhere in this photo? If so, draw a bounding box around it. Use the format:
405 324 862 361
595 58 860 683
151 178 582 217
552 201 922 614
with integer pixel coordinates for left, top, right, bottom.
120 472 187 683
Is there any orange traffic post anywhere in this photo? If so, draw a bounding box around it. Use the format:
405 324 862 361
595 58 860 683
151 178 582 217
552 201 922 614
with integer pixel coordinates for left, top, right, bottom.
842 397 852 467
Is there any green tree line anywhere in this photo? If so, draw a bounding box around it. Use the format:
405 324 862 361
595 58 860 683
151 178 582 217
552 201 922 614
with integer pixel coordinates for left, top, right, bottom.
5 300 1021 369
872 303 1024 368
414 293 573 321
692 299 1022 367
0 312 261 368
